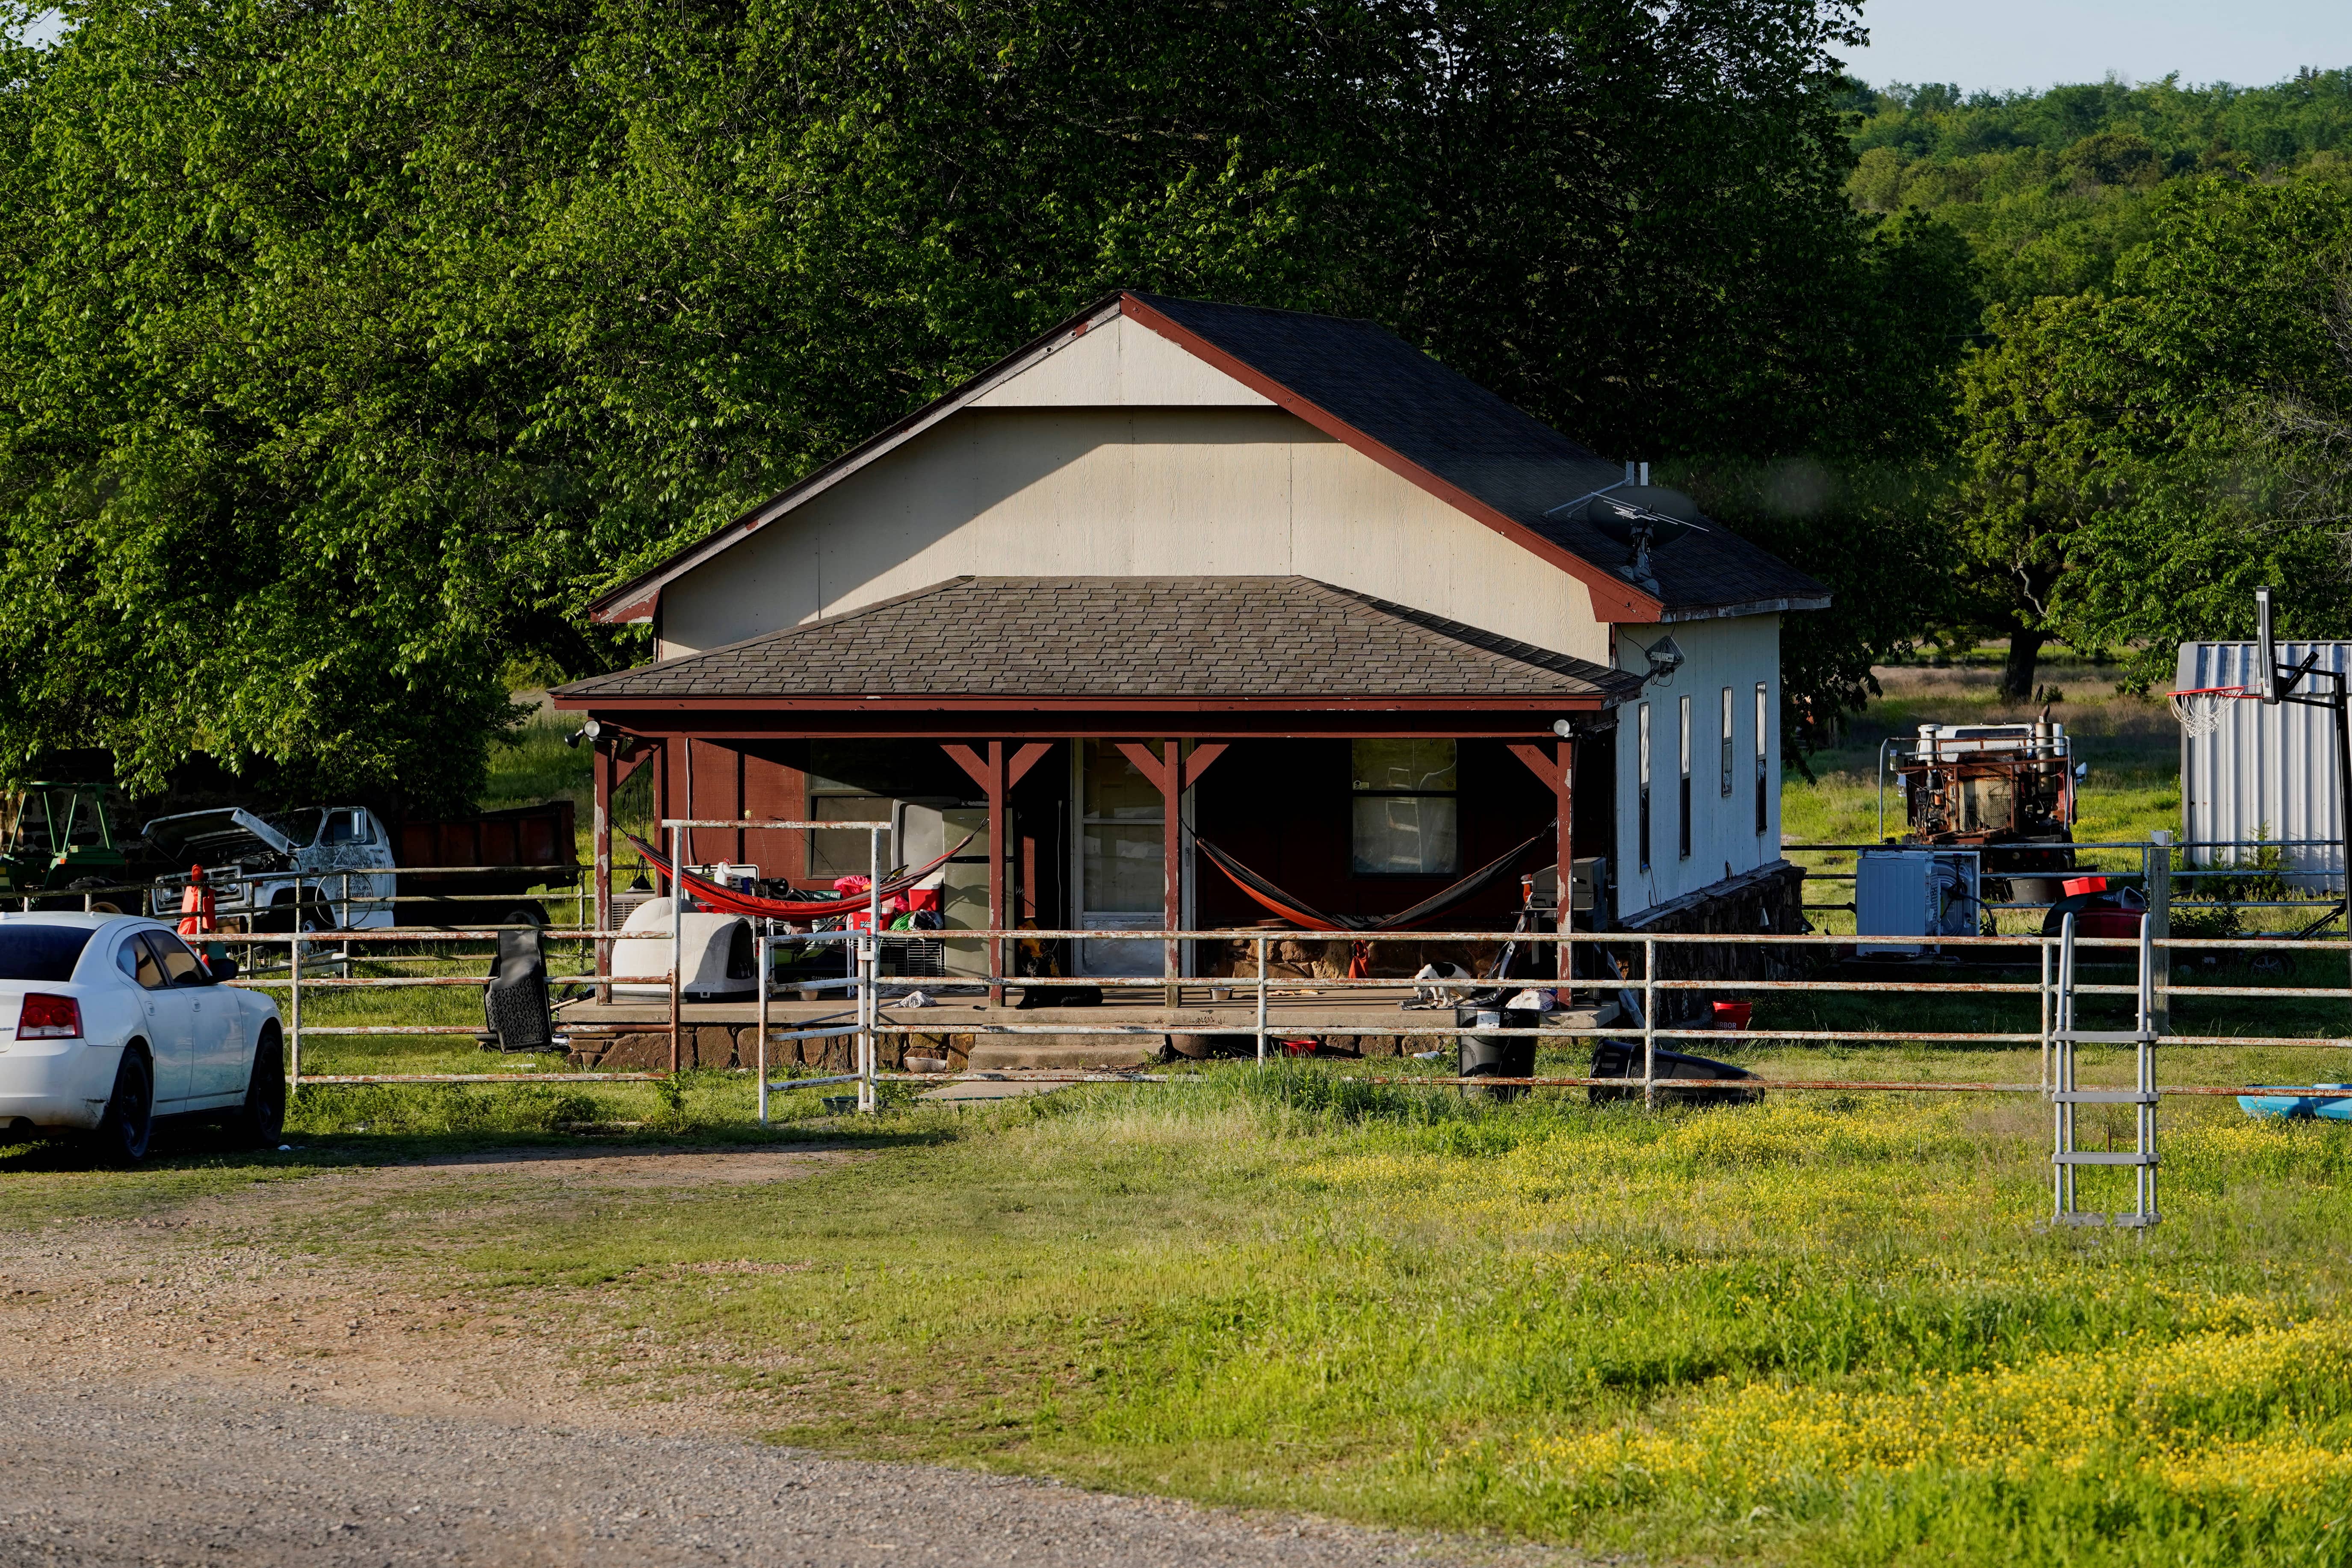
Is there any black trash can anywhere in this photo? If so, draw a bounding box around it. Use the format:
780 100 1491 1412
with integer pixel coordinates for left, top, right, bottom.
1456 1004 1540 1100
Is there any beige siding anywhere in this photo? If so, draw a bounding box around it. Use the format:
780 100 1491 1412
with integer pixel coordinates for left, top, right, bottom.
969 314 1273 408
661 405 1610 664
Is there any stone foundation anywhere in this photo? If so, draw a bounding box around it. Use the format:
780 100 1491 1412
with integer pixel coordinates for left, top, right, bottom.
568 1027 979 1073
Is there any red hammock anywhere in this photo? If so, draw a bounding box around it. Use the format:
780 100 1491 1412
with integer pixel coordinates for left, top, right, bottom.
626 831 974 921
1194 824 1555 933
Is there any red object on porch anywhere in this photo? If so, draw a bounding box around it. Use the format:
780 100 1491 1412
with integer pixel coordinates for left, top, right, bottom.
2077 908 2143 938
627 832 971 919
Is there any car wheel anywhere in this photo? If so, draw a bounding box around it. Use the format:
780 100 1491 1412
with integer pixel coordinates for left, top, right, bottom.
92 1049 154 1164
234 1028 287 1148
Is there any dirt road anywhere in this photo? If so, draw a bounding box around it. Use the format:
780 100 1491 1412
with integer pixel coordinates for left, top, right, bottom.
0 1147 1541 1567
0 1378 1481 1567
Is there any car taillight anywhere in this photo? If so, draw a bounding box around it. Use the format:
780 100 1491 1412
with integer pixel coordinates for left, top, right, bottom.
17 994 82 1040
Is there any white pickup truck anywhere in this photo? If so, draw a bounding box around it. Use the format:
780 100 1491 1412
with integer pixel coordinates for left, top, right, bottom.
144 806 397 930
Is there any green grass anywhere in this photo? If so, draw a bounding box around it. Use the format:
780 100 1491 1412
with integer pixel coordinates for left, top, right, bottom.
6 1069 2348 1564
7 661 2329 1560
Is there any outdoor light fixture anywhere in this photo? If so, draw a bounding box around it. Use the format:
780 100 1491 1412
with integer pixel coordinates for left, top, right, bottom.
564 719 603 749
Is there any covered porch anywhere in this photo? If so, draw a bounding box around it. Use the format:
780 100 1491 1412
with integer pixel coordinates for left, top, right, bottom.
550 576 1643 1056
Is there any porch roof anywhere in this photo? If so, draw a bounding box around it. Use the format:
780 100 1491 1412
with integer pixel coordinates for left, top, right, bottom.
554 576 1642 707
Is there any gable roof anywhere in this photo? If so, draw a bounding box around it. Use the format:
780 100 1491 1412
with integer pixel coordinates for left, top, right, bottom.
587 292 1829 627
555 576 1644 707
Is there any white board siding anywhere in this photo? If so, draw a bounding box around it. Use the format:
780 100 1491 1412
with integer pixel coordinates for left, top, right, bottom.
968 313 1274 408
1611 615 1783 921
2177 641 2349 890
658 405 1613 666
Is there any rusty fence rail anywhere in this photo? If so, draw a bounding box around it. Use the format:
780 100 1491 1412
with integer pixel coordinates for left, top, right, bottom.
183 912 2350 1113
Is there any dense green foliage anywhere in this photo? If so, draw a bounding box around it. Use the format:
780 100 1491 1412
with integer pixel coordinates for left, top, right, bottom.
1844 73 2352 694
1844 71 2352 306
0 0 1976 800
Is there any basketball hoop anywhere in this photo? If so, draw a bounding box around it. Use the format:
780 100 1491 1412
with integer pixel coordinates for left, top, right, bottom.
2169 685 2252 737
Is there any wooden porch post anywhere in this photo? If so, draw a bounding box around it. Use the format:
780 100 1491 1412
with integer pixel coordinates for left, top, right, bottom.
593 737 614 1001
1115 741 1229 1005
944 741 1055 1005
651 741 669 896
1508 736 1577 980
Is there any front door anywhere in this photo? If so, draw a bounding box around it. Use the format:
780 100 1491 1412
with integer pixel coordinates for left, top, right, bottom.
1074 741 1161 977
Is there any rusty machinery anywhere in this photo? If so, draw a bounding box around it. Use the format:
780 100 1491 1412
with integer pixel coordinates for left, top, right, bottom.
1878 718 2083 895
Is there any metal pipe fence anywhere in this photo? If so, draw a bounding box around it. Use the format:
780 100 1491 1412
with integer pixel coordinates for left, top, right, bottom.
124 845 2346 1115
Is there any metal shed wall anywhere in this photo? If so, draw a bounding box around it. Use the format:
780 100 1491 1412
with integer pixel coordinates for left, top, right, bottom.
2176 641 2351 889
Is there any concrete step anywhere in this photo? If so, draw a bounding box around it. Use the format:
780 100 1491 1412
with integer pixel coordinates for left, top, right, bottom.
965 1036 1167 1070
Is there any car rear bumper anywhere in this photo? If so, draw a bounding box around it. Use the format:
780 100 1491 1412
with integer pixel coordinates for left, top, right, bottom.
0 1039 121 1131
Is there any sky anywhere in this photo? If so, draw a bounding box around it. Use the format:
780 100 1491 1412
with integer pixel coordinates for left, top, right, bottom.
1847 0 2352 93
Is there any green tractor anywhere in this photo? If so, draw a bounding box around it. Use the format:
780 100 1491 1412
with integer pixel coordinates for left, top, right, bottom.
0 782 136 913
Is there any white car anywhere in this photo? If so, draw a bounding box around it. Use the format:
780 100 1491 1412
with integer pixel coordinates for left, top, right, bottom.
0 913 285 1161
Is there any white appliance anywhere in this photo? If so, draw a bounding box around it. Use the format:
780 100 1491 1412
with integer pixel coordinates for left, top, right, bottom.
609 897 758 998
898 803 991 978
1856 849 1981 957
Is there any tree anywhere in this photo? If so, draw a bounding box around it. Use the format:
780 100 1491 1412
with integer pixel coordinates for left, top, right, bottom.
0 0 1939 801
1950 294 2151 700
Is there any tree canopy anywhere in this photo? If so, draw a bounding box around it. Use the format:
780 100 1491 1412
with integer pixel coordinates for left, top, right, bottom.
0 0 1964 803
1838 69 2352 693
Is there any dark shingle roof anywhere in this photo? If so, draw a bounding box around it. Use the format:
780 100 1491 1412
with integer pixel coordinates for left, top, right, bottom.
557 577 1643 704
1130 294 1829 617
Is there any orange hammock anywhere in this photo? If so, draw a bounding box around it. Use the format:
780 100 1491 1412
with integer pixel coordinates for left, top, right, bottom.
1194 825 1554 976
627 831 974 921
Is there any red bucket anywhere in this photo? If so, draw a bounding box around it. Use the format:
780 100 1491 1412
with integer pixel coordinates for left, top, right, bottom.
1711 1001 1753 1030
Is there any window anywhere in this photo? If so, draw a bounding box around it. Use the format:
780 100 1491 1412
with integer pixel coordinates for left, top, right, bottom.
1720 687 1734 797
1754 683 1770 836
1636 704 1652 874
807 781 887 880
0 925 93 982
140 932 205 986
1350 740 1458 875
1081 740 1164 914
1678 695 1693 860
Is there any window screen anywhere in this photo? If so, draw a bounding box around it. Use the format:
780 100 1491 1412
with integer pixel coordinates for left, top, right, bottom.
1678 695 1693 860
1636 704 1652 874
807 785 889 880
1754 683 1770 836
1350 740 1458 875
1720 686 1734 798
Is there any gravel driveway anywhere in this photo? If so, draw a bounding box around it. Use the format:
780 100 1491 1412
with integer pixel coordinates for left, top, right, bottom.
0 1377 1507 1568
0 1149 1571 1568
